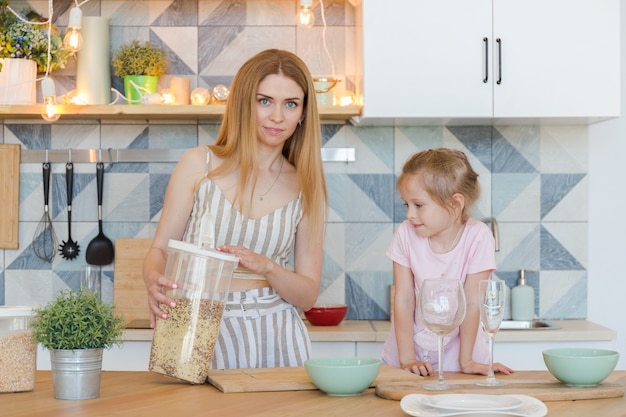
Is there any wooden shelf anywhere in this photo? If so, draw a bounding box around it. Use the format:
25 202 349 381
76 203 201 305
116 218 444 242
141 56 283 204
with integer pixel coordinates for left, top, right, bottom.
0 104 360 122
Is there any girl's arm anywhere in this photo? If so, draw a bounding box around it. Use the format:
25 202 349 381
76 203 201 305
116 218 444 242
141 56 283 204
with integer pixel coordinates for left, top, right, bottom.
459 270 514 375
394 262 434 376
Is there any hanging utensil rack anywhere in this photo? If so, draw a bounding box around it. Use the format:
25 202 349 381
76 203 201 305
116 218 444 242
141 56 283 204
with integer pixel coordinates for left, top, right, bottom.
20 148 186 164
19 147 356 164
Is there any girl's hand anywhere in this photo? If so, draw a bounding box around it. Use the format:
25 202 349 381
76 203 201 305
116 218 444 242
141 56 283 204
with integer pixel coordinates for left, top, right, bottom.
461 360 515 376
145 272 178 327
401 360 435 376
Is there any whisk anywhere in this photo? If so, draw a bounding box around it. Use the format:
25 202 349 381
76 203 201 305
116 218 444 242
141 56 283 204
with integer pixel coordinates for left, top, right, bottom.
32 162 57 262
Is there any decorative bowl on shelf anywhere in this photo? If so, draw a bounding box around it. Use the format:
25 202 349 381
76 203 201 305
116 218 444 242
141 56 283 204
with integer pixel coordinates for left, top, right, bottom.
542 347 619 387
304 304 348 326
304 357 381 396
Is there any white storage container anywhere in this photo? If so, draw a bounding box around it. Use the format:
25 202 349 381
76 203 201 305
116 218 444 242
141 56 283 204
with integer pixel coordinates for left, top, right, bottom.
0 306 37 392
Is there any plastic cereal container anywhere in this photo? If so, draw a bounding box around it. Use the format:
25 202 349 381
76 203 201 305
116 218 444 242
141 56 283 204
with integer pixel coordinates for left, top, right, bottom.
149 240 238 384
0 306 37 392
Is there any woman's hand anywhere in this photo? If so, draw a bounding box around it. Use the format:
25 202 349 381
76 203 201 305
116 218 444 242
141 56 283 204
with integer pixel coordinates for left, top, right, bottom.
144 271 178 328
401 360 435 376
218 245 274 276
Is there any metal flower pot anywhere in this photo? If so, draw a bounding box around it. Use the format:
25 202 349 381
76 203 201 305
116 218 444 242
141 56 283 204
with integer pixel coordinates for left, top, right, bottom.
50 348 103 400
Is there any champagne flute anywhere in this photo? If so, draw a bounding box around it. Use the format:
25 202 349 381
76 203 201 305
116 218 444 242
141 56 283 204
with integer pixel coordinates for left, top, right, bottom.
476 278 506 386
418 279 467 390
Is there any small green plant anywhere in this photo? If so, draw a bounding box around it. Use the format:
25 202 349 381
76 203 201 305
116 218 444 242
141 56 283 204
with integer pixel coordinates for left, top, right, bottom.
112 40 168 77
30 289 125 350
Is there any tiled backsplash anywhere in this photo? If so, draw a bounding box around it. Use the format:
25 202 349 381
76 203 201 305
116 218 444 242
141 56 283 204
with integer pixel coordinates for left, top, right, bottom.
0 1 587 320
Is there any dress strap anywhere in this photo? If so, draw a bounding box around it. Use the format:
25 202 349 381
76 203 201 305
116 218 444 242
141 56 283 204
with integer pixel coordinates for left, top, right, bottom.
204 145 211 176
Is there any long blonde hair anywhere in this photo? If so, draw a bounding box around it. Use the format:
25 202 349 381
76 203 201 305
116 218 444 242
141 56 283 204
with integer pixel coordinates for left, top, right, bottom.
209 49 327 232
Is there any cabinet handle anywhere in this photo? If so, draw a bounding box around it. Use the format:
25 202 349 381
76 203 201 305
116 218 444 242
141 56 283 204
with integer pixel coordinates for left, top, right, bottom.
496 38 502 85
483 37 488 83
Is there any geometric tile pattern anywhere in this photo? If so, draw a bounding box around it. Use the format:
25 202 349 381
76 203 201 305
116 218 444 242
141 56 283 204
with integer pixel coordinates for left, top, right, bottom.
0 1 588 320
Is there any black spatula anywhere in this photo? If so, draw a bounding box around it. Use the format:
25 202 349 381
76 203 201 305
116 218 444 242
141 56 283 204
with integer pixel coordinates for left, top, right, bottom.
85 162 114 265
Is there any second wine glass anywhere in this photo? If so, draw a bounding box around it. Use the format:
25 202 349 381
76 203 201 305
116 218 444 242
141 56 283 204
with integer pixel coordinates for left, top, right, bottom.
418 278 467 390
476 278 506 386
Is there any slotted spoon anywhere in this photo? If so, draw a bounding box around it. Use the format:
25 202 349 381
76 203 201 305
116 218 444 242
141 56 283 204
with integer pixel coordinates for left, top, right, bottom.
59 162 80 260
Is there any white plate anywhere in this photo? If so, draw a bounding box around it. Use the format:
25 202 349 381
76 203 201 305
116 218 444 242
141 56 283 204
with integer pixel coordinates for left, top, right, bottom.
400 394 548 417
420 394 523 411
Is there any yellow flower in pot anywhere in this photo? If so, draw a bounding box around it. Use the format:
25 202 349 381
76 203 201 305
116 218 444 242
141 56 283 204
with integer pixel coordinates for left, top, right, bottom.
112 40 168 104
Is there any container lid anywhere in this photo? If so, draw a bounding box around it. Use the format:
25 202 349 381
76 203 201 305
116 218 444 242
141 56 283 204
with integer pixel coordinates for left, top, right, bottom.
167 239 239 263
0 306 36 317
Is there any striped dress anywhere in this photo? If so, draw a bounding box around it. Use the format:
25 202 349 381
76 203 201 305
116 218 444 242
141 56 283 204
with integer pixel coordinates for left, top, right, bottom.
181 155 311 370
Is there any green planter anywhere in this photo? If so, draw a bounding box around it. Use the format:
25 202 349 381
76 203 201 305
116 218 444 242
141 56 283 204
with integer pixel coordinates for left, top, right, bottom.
123 75 158 104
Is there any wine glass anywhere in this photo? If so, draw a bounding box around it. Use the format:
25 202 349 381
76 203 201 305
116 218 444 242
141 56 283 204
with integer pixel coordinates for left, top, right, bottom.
418 279 467 390
476 278 506 386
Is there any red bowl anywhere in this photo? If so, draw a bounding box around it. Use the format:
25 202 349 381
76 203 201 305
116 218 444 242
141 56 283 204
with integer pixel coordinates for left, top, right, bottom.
304 305 348 326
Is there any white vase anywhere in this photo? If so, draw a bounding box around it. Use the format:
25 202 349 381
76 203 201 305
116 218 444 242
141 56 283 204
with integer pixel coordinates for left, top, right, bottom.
76 17 111 104
0 58 37 105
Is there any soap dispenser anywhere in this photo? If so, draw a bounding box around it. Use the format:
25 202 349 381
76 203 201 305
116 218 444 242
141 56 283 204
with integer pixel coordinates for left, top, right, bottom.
511 269 534 321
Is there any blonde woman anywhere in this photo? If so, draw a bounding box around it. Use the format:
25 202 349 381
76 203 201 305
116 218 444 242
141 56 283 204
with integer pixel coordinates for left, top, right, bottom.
143 49 327 369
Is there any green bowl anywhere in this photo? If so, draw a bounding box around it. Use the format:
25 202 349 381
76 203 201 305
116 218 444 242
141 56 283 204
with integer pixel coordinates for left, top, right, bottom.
304 357 381 396
542 348 619 387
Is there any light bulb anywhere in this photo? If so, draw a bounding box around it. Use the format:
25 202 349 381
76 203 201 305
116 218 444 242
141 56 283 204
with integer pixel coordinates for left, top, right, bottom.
334 91 357 107
191 87 212 105
212 84 230 102
63 7 83 52
63 89 88 105
160 89 176 105
297 0 315 28
41 78 60 122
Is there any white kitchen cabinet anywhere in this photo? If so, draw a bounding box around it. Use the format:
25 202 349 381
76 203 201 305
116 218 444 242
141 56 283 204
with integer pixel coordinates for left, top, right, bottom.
358 0 620 124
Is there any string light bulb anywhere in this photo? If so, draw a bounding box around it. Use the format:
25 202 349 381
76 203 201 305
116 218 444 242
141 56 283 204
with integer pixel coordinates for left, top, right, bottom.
297 0 315 28
63 7 84 52
41 78 60 122
191 87 212 105
160 89 176 105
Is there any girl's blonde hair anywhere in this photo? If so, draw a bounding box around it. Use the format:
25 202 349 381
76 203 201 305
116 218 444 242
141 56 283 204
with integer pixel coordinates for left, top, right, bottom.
398 148 480 222
209 49 327 232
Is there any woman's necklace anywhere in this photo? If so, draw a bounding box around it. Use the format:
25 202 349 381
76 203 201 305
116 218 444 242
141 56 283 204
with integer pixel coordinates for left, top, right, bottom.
429 224 464 253
258 157 284 201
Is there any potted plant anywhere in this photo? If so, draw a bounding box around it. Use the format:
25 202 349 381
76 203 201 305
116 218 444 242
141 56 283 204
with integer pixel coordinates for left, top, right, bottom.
112 40 168 104
30 289 125 400
0 0 74 104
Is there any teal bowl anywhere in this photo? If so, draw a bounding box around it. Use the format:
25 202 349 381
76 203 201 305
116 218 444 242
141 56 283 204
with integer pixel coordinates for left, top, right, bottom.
304 357 381 396
542 348 619 387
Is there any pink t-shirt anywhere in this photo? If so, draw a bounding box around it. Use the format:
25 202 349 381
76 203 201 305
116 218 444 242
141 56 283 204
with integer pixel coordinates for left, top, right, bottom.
381 218 496 372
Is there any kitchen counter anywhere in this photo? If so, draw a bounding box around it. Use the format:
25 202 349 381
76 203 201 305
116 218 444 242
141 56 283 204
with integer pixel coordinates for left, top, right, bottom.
4 370 626 417
121 319 617 343
39 319 611 372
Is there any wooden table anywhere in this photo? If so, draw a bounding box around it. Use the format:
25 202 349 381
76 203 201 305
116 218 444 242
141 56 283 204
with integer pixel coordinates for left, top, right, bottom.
2 371 625 417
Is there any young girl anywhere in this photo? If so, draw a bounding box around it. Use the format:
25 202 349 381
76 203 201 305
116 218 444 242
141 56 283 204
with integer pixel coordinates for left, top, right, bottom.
382 148 513 377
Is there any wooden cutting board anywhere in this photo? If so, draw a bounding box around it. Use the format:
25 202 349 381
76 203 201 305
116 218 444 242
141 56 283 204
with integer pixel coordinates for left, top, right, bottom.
207 364 423 393
375 372 625 402
113 238 153 328
0 144 20 249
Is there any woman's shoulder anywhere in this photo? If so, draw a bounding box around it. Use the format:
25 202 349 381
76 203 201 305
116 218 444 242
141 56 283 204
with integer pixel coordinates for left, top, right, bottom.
180 145 210 162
